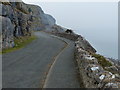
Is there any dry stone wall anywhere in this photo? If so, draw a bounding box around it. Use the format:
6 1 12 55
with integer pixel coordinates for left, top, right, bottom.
75 37 120 88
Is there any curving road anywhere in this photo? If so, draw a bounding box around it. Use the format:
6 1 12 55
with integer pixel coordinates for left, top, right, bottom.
2 32 80 88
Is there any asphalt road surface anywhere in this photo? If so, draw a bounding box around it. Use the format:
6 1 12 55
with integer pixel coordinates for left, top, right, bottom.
2 32 80 88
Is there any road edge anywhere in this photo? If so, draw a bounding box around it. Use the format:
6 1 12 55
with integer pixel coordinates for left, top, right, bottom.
42 35 69 88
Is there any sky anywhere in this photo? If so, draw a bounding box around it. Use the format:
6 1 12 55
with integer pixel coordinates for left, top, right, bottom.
23 1 118 59
23 0 119 2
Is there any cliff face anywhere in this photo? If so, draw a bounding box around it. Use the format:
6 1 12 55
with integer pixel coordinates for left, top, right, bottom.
26 4 56 31
0 1 57 49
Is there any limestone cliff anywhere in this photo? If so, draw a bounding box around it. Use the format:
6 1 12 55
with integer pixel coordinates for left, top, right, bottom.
0 1 58 49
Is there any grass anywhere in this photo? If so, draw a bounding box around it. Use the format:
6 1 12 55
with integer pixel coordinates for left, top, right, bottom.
92 53 112 68
2 35 37 54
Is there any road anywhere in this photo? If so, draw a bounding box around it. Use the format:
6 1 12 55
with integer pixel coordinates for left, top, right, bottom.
2 32 80 88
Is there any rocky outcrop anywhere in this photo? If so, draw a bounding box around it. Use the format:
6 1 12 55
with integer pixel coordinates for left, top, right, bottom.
26 4 56 31
0 16 14 49
75 38 120 88
1 1 32 49
1 1 59 49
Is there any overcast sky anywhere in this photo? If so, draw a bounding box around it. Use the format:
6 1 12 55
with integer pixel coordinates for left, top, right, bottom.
23 1 118 59
23 0 118 2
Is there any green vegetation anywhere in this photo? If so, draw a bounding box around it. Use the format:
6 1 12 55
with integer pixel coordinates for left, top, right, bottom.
2 35 37 54
92 53 112 68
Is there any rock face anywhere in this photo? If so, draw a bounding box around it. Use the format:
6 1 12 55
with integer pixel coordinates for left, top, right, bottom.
26 4 56 31
1 16 14 49
0 1 58 49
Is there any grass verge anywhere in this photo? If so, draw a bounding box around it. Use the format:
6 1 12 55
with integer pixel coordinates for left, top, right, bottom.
2 35 37 54
92 53 112 68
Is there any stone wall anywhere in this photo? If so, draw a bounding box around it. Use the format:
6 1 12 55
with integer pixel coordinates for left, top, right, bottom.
52 32 96 53
75 38 120 88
